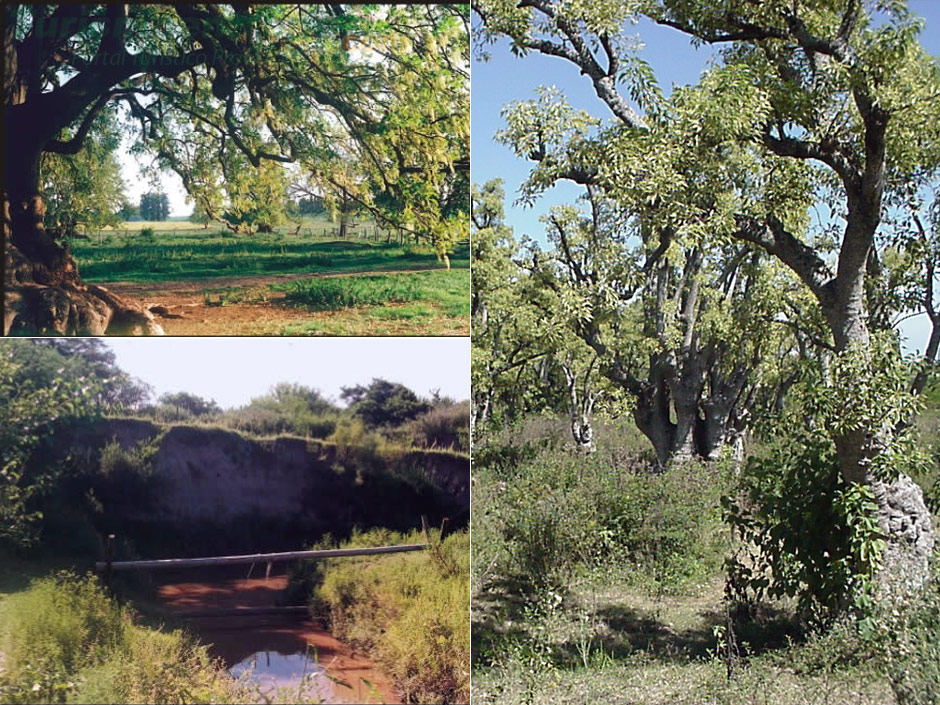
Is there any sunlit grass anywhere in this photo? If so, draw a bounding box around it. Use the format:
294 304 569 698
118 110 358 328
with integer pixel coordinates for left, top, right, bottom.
275 269 470 312
71 231 468 283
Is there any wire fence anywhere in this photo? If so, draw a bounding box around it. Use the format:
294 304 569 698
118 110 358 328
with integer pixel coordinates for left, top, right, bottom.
80 223 414 245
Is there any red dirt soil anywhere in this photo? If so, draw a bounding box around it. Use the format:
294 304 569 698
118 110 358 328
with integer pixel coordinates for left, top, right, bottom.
156 573 400 704
98 268 468 336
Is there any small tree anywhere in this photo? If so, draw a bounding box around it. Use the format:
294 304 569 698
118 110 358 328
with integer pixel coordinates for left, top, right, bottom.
157 392 220 418
341 379 431 429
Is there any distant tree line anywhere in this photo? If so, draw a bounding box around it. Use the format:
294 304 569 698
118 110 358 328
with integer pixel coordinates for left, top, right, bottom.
139 192 170 221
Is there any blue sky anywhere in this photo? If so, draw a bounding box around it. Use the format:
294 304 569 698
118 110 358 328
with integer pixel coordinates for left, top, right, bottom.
104 338 470 409
471 1 940 355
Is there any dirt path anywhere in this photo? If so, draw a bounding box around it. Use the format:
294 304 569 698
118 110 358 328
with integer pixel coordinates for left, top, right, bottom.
96 267 462 335
156 573 399 704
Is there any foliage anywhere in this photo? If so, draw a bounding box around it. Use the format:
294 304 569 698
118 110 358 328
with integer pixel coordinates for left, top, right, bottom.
219 383 339 439
139 192 170 222
474 419 729 595
724 436 885 624
301 529 470 705
341 378 431 429
400 400 471 453
155 392 221 419
0 343 103 549
0 572 247 704
41 108 126 234
723 340 927 622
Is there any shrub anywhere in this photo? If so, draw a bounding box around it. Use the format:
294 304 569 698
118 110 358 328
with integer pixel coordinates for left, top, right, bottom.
0 572 125 702
139 227 156 239
403 401 471 452
723 433 886 623
302 529 470 704
0 572 246 704
474 438 728 596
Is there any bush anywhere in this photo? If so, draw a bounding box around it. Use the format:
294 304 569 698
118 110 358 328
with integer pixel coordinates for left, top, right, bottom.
300 529 470 704
403 401 471 452
474 436 729 595
0 572 246 704
723 432 886 623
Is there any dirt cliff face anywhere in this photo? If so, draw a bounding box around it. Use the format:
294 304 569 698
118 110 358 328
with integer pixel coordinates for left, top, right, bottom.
83 418 468 553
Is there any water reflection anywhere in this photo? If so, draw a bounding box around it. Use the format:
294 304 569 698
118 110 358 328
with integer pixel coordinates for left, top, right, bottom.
231 649 332 700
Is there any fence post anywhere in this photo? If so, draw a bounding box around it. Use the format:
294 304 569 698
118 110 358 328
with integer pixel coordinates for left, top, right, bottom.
421 515 429 545
104 534 115 589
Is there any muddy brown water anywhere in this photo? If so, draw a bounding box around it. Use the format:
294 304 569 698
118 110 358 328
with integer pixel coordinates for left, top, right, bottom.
153 567 399 704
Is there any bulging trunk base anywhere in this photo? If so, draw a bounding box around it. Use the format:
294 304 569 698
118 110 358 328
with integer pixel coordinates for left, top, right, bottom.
4 236 164 336
873 474 936 601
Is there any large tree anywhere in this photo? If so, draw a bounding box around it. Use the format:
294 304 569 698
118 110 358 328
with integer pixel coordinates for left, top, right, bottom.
4 4 469 335
476 0 939 594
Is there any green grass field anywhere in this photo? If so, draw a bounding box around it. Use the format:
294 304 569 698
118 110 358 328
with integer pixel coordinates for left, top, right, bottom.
71 231 467 283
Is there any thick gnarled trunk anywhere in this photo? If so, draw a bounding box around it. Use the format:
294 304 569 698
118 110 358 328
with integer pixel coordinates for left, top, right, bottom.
4 115 162 335
4 174 163 336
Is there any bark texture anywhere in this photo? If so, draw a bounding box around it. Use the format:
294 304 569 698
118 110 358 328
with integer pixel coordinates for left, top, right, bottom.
873 476 936 600
4 194 162 335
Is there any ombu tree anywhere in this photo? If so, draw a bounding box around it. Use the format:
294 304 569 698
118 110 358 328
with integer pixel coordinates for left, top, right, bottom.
3 4 469 334
476 0 940 594
493 81 805 466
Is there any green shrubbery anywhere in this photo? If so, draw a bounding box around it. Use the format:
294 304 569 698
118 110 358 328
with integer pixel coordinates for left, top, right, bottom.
473 422 729 596
0 573 243 704
290 528 470 704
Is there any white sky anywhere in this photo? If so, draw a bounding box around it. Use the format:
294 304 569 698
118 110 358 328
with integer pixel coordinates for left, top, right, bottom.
104 338 470 409
116 132 191 218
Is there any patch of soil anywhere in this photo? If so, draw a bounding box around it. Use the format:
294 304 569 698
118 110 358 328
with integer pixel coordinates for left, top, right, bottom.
156 573 400 704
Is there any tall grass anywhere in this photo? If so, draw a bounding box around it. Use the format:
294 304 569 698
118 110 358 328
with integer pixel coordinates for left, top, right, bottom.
292 528 470 704
0 573 245 704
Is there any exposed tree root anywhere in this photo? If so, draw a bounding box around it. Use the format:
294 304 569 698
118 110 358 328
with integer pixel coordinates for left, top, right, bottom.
4 238 163 335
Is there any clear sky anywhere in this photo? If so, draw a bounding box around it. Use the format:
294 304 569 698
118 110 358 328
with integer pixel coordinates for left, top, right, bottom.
470 1 940 356
104 338 470 409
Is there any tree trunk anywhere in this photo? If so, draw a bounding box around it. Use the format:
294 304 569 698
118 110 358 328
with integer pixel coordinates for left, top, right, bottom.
827 268 935 597
632 377 675 469
4 146 163 336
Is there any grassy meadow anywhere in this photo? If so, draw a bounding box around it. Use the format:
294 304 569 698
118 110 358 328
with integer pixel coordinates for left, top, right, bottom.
66 218 469 335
